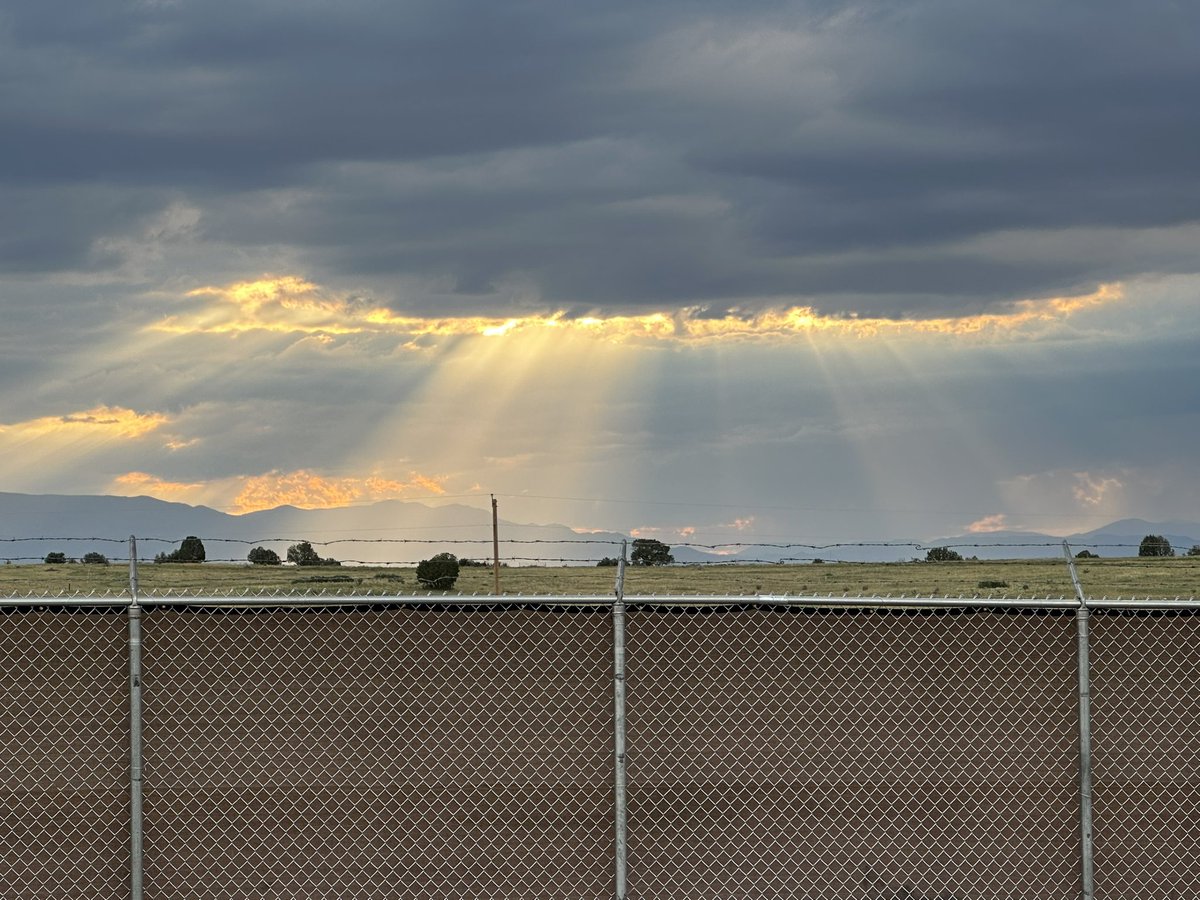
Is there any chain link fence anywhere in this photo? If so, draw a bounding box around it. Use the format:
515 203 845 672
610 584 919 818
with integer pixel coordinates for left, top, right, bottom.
0 595 1198 898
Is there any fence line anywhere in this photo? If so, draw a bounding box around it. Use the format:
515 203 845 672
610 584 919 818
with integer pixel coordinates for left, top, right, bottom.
0 541 1197 897
2 532 1195 567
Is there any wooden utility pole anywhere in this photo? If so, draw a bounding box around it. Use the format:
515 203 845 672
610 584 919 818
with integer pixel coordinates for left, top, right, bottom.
491 494 501 594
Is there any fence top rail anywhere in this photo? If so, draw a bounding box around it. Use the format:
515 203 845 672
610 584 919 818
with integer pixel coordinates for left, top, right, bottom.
0 590 1194 610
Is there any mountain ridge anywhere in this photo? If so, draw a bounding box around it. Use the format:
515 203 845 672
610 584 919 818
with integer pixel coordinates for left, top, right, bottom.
1 492 1196 564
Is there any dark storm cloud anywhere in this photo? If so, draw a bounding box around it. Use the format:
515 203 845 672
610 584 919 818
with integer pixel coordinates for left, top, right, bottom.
2 0 1198 314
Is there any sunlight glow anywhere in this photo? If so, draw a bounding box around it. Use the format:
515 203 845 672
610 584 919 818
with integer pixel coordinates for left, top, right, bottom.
113 472 208 504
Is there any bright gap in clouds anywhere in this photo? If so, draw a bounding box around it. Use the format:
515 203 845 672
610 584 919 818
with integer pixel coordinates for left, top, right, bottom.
156 276 1124 344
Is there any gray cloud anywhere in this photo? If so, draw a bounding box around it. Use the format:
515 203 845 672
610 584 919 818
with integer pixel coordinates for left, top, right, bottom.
1 0 1196 315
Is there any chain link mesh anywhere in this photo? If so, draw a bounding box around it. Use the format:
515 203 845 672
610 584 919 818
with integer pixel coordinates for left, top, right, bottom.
1090 609 1200 900
0 607 130 899
623 606 1080 899
139 606 614 899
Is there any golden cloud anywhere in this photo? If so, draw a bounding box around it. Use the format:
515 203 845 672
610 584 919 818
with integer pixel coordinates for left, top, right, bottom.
230 470 447 514
1072 472 1124 507
150 276 1125 345
966 514 1010 534
0 406 170 440
109 468 450 514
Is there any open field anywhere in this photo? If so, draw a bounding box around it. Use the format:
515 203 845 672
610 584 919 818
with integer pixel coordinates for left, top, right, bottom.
0 556 1197 599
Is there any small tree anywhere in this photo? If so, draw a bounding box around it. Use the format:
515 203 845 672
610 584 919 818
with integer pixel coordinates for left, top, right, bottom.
925 547 963 562
156 535 206 563
82 551 109 565
630 538 674 566
1139 534 1174 557
287 541 339 566
287 541 320 565
44 552 67 564
1188 545 1200 557
248 546 282 565
417 552 460 589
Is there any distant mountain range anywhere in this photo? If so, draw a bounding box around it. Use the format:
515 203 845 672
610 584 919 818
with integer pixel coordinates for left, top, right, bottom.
674 519 1200 564
0 492 625 566
1 492 1196 565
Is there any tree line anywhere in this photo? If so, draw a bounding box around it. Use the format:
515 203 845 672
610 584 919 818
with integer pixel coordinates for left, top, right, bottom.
924 534 1199 562
40 533 1200 570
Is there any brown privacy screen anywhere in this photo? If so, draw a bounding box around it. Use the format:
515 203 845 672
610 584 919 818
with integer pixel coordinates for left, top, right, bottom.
139 607 615 899
1090 610 1200 900
624 607 1080 900
2 601 1200 898
0 608 130 899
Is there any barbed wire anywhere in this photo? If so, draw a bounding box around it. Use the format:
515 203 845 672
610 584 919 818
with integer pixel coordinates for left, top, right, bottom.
3 535 1189 551
2 540 1196 567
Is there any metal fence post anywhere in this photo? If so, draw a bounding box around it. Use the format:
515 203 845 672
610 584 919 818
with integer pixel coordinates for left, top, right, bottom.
1064 541 1094 900
128 536 144 900
613 540 628 900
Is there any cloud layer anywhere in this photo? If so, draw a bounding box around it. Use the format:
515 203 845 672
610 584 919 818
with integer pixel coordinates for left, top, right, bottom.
1 0 1198 541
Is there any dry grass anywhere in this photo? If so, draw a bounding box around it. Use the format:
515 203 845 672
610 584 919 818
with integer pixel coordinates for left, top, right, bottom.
0 556 1196 599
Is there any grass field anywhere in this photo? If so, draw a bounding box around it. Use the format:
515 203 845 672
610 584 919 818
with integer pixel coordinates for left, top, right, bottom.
1 555 1197 599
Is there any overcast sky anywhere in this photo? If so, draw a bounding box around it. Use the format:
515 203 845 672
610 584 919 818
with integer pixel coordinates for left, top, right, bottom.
1 0 1198 545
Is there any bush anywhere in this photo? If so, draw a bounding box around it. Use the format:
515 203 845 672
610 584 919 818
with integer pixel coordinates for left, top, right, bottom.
43 552 67 565
457 557 489 567
82 552 109 565
1189 545 1200 557
156 535 206 563
978 579 1009 589
416 552 460 589
247 546 282 566
1075 550 1099 559
1139 534 1174 557
596 557 619 567
925 547 963 562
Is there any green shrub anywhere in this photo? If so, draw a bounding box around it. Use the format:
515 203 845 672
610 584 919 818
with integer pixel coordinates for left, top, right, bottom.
287 541 339 566
156 535 206 563
416 552 460 589
1139 534 1174 557
247 546 282 565
925 547 963 562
